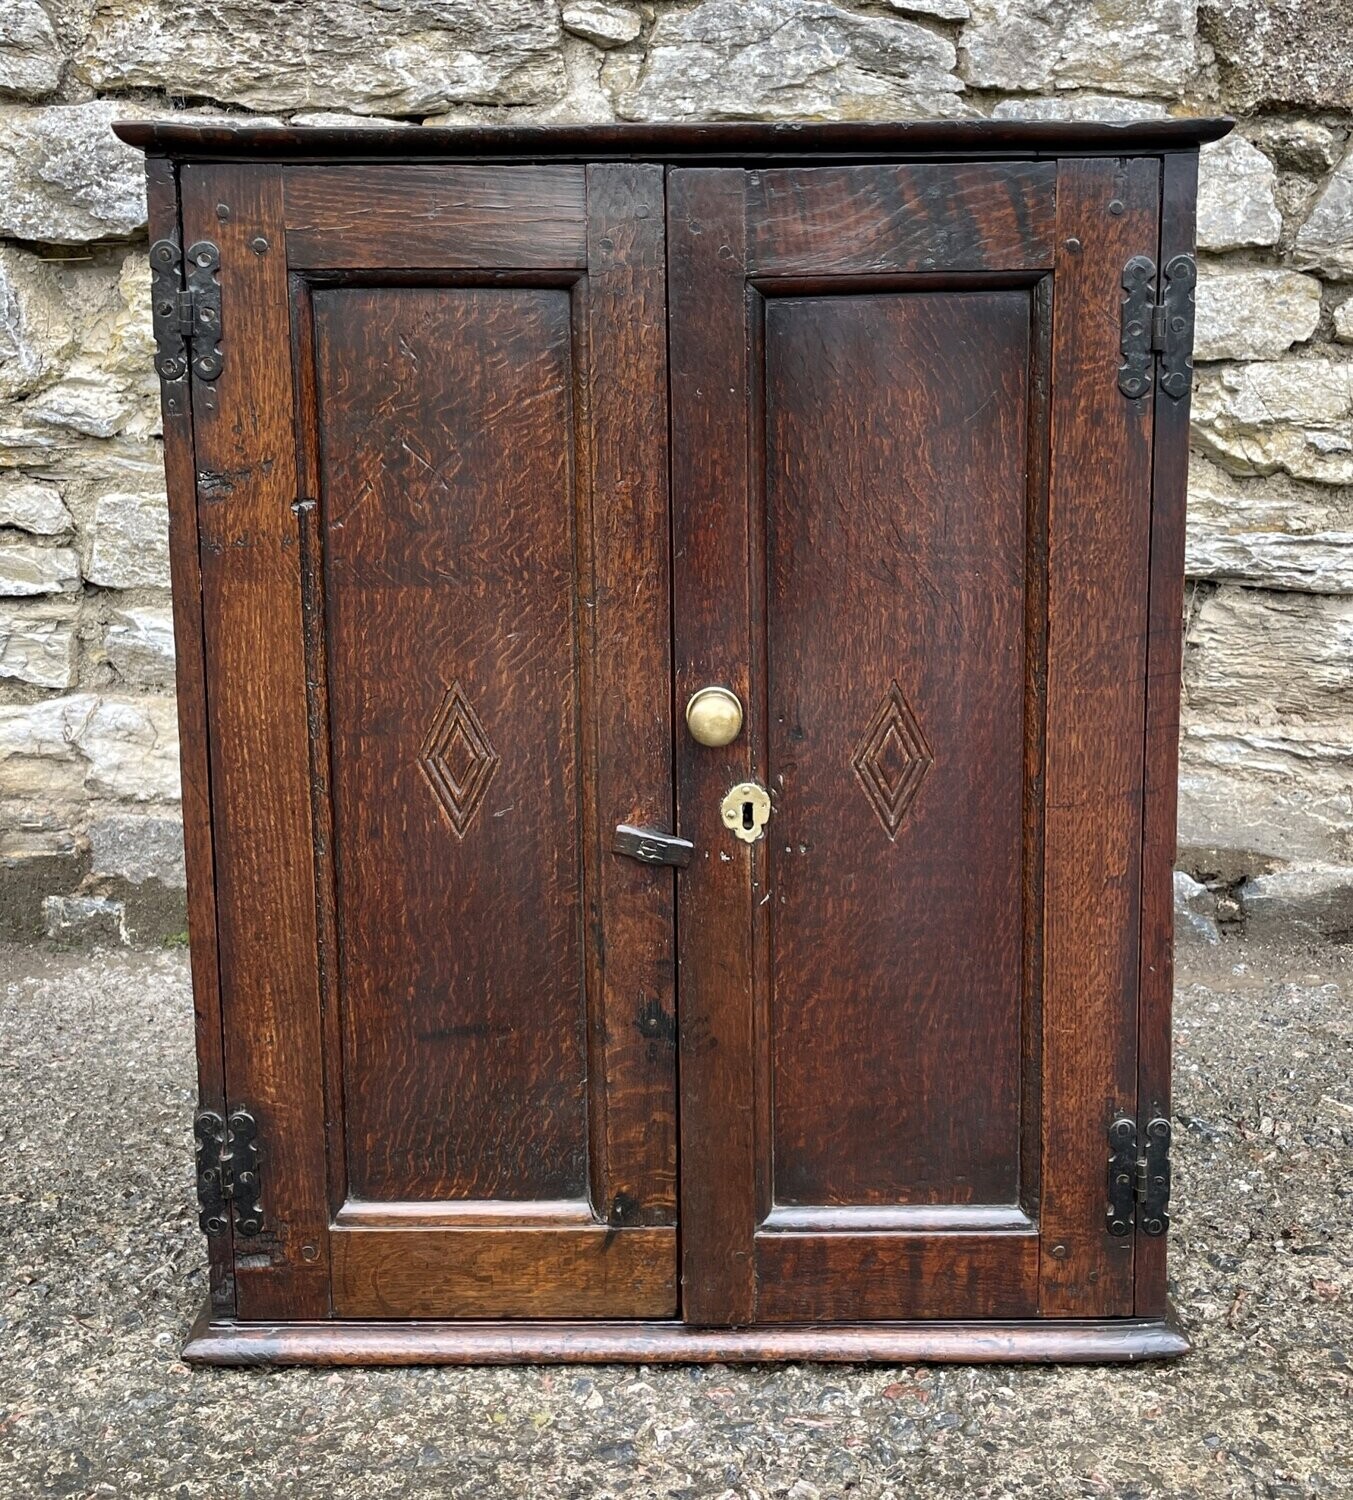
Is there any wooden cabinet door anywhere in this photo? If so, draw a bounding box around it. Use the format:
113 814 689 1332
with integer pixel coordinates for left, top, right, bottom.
184 162 677 1320
670 159 1161 1324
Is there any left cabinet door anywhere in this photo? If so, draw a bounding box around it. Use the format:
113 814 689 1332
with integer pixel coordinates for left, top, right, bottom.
178 161 678 1321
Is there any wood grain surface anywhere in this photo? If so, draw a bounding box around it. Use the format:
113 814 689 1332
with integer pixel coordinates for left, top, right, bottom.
331 1227 677 1319
668 168 759 1326
763 288 1030 1214
161 134 1197 1348
283 165 587 270
748 162 1056 275
182 1303 1191 1366
147 154 233 1314
1039 156 1160 1317
182 163 331 1321
672 164 1060 1326
1136 150 1199 1318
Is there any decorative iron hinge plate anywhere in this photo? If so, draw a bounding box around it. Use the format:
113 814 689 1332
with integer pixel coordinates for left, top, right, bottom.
1107 1115 1172 1237
1117 253 1195 401
194 1106 264 1237
149 238 223 386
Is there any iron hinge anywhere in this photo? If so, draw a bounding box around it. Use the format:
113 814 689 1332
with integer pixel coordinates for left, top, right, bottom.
1107 1115 1172 1237
194 1105 264 1238
150 239 223 387
1118 252 1195 401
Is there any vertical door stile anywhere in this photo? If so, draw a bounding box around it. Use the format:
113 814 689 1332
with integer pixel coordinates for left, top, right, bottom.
148 154 235 1314
669 168 760 1326
1136 149 1199 1318
584 162 680 1231
182 164 331 1321
1040 155 1160 1317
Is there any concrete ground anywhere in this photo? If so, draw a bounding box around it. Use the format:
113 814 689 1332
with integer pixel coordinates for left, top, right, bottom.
0 937 1350 1499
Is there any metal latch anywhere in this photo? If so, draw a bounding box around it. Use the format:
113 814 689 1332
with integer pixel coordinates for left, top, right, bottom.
612 824 694 868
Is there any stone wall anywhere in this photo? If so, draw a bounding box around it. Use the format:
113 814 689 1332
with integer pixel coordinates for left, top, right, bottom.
0 0 1350 944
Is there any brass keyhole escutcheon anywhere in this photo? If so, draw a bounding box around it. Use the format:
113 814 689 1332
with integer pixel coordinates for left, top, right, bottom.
686 686 743 747
720 781 771 844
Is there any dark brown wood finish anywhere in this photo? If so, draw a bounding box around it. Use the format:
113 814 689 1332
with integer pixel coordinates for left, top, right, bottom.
582 164 679 1222
146 156 234 1313
763 288 1032 1218
283 165 588 270
1137 150 1200 1318
181 164 331 1321
747 162 1056 273
183 1303 1191 1366
130 120 1216 1363
669 167 759 1327
1039 157 1160 1317
288 165 677 1318
116 117 1232 163
671 164 1059 1325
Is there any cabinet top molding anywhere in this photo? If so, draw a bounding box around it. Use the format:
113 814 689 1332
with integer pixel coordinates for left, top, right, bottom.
115 117 1233 164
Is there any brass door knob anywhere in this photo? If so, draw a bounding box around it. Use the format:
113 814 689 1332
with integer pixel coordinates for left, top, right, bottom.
685 686 743 747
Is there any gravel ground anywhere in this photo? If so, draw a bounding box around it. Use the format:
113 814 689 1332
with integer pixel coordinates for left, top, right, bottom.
1 936 1350 1499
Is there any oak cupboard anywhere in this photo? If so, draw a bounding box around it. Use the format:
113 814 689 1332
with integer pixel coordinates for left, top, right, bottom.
116 117 1230 1366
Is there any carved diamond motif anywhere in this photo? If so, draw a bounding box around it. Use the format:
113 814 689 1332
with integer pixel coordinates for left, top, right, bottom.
851 681 933 839
418 682 499 838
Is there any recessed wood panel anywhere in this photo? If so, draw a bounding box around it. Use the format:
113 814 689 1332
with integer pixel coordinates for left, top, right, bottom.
764 289 1031 1211
314 285 588 1206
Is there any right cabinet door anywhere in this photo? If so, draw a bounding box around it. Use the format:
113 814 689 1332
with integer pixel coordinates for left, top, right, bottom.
670 158 1162 1325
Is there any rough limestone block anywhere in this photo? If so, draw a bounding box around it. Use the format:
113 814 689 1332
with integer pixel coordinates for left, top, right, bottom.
991 94 1168 123
1192 361 1353 486
73 695 180 802
86 809 185 886
1336 300 1353 344
1200 0 1353 112
21 252 161 444
0 245 72 401
1178 721 1353 866
617 0 965 121
1194 266 1321 362
1185 458 1353 595
1294 147 1353 281
0 475 71 534
1185 587 1353 726
0 101 151 244
0 600 77 687
76 0 566 116
0 694 88 803
0 693 180 804
562 1 641 48
0 0 63 99
1196 136 1281 252
43 892 125 944
1174 871 1222 945
0 542 79 595
82 490 170 589
103 604 174 688
1240 866 1353 941
961 0 1195 97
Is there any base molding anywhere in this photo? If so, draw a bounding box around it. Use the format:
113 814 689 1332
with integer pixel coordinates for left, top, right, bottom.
183 1304 1189 1367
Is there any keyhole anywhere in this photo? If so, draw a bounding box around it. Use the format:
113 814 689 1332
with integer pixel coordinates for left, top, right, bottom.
742 800 755 830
